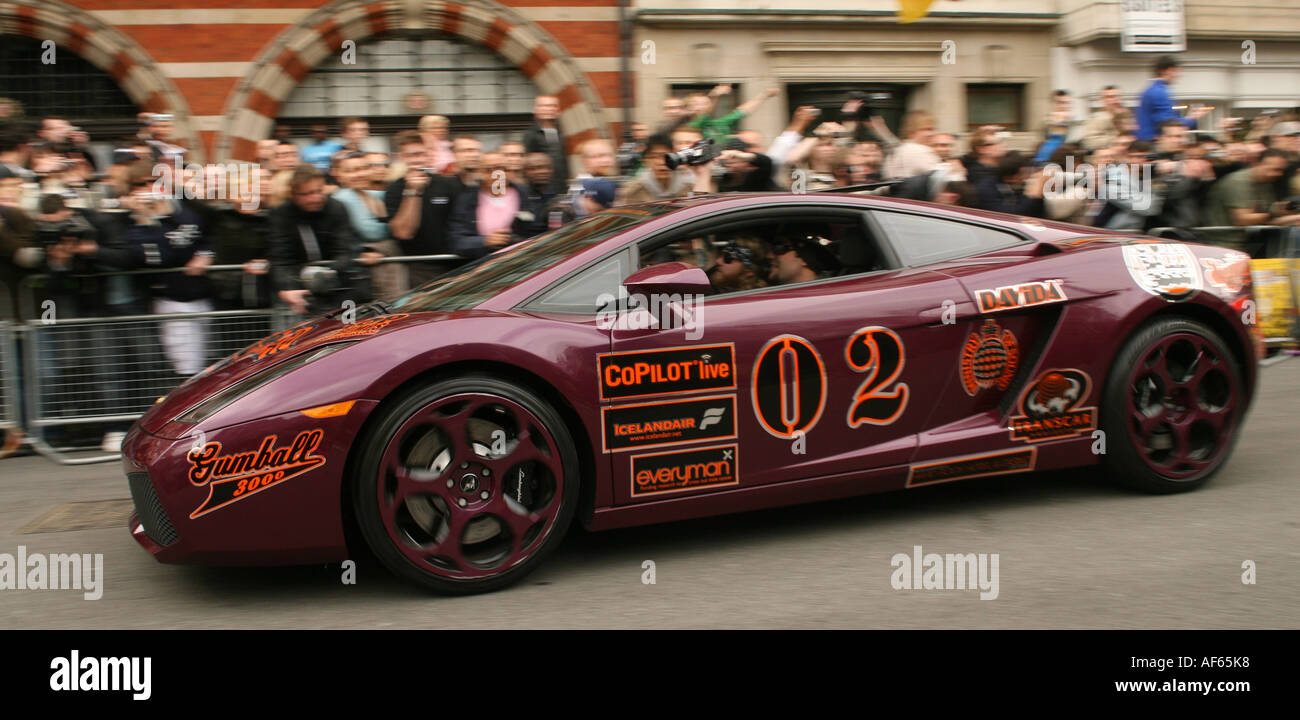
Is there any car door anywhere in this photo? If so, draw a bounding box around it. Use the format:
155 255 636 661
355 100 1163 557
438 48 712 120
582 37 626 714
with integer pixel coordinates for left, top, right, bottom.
602 207 971 505
867 209 1072 476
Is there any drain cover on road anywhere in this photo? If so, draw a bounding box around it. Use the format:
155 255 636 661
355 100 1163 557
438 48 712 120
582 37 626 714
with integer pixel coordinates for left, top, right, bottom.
19 499 135 534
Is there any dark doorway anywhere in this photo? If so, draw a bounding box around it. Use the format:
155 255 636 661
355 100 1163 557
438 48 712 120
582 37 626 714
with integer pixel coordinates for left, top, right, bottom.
785 83 913 142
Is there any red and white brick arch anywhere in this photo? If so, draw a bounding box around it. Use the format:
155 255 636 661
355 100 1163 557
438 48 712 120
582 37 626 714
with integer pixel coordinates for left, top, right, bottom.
0 0 200 160
216 0 610 164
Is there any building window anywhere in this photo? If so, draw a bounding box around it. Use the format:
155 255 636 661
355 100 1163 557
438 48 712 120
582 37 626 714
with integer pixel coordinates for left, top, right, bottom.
785 83 911 138
966 83 1024 131
0 34 138 134
278 31 537 140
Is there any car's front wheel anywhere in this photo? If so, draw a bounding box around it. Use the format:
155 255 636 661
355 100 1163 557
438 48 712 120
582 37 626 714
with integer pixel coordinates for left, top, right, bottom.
1099 317 1245 493
353 375 580 594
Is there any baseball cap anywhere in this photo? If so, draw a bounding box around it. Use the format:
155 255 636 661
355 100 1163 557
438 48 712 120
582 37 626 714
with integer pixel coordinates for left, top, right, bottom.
581 177 617 209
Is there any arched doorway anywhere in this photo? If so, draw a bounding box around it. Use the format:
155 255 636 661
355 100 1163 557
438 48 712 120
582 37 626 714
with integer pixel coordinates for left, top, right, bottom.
0 0 199 159
216 0 610 162
275 31 540 150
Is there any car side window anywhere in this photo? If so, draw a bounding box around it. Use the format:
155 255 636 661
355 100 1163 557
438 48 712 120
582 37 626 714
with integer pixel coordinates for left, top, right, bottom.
525 250 631 315
636 213 888 296
871 211 1024 266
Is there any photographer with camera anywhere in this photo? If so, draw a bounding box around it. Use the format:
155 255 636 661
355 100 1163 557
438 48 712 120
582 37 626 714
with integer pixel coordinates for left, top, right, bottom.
271 164 371 316
385 131 463 286
616 122 650 177
37 117 97 173
616 134 712 205
1145 120 1219 235
449 150 533 259
119 162 213 376
785 121 851 191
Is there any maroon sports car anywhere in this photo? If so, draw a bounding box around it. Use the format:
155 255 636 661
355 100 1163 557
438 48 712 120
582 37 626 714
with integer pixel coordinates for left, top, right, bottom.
123 193 1261 593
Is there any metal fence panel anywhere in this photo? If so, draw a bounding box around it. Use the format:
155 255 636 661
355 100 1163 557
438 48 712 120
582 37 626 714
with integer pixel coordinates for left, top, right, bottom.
0 321 16 431
22 309 277 428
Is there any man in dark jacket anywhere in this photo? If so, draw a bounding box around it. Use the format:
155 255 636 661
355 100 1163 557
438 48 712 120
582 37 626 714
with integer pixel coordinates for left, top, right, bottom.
270 164 368 316
522 95 569 193
518 152 558 237
448 150 533 259
384 131 462 286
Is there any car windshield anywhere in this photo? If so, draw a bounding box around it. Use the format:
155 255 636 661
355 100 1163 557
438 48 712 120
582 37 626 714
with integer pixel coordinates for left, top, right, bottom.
387 208 665 313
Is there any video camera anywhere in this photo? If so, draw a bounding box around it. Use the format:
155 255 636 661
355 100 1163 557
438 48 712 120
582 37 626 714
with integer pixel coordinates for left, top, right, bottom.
664 138 719 170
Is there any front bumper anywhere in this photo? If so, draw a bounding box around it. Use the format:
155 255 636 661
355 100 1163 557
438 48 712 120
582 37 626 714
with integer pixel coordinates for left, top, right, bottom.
123 400 378 566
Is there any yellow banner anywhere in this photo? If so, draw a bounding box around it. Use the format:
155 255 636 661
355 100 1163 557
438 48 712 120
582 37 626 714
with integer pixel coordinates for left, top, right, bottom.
1249 259 1298 343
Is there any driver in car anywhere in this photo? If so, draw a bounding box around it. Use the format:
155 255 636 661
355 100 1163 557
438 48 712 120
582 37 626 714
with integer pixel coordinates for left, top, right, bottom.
707 236 770 292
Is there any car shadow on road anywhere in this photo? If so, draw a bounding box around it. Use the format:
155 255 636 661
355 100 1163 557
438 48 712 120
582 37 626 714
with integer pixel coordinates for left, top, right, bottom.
166 467 1132 600
557 467 1125 562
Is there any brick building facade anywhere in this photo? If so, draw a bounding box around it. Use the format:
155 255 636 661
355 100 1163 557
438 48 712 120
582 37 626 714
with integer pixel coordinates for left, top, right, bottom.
1 0 625 163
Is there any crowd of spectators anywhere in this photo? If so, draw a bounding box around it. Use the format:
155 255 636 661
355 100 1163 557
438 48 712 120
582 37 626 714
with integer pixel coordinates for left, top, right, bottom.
1 53 1299 452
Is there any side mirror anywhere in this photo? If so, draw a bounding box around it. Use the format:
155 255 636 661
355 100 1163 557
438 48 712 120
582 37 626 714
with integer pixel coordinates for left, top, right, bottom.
622 261 712 297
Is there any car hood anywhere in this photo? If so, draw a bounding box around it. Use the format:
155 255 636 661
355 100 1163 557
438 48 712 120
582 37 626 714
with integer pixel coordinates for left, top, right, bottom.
137 309 440 437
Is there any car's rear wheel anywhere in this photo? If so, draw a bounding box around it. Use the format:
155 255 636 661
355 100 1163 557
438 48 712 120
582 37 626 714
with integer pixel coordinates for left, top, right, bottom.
353 375 579 594
1099 317 1244 493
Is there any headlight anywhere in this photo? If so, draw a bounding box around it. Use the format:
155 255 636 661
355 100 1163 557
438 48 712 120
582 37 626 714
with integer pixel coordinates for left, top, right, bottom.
174 344 352 424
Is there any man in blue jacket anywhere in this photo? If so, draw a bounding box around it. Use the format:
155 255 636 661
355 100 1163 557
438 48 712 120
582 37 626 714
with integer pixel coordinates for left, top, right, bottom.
1136 56 1210 142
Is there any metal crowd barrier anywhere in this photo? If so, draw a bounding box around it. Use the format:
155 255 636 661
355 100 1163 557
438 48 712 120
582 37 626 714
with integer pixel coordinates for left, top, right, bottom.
0 316 17 435
21 308 286 464
3 255 465 464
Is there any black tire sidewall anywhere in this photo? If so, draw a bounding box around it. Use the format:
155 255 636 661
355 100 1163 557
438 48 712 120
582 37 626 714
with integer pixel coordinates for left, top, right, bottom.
352 375 581 594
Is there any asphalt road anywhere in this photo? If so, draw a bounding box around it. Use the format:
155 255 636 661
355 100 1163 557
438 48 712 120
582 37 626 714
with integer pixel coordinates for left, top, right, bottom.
2 358 1297 629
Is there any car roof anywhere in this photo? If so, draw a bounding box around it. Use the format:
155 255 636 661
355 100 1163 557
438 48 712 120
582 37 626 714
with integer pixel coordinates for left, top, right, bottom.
619 192 1125 240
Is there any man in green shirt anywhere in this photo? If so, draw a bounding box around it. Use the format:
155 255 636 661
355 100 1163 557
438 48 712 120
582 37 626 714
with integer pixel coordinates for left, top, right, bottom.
686 83 781 145
1205 149 1300 252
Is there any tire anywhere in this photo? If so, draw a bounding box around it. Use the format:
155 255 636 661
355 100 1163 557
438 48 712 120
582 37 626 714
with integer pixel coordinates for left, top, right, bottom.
352 375 580 594
1099 316 1245 493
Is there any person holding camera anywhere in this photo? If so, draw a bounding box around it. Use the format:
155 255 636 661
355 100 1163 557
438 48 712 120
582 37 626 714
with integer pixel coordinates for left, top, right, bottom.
1146 120 1218 235
448 150 532 259
385 131 463 286
785 122 850 191
616 134 710 205
270 164 370 316
120 163 213 376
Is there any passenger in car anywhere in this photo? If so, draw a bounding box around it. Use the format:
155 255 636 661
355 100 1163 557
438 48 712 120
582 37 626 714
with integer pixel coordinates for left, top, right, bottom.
768 236 840 285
